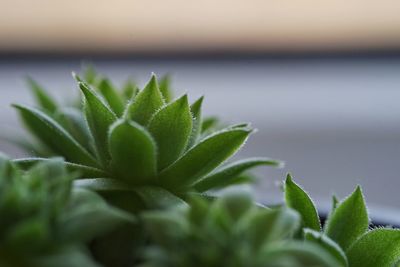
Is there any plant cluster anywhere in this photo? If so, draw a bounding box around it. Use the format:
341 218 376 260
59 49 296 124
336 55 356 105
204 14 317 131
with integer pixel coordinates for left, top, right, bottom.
0 67 398 267
0 154 133 267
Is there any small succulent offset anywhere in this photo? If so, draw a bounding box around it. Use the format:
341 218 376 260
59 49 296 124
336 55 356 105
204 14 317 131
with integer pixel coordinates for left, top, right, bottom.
13 69 280 209
0 154 134 267
140 191 342 267
285 174 400 267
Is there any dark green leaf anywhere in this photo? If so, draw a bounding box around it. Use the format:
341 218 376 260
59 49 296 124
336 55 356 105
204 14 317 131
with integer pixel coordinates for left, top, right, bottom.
108 119 157 183
79 82 117 166
347 229 400 267
324 186 369 251
159 74 173 103
32 247 101 267
126 75 165 125
304 229 348 267
13 104 97 167
285 174 321 231
159 127 252 190
27 77 58 113
194 157 282 192
54 107 92 151
148 95 193 170
60 188 135 242
187 96 203 148
96 78 125 116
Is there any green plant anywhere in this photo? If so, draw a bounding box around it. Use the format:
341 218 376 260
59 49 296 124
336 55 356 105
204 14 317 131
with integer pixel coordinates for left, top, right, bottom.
285 174 400 267
140 191 342 267
13 69 281 210
0 153 134 267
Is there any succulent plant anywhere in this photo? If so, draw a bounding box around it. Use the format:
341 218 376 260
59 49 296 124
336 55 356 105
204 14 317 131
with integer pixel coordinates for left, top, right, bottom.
13 69 281 210
284 174 400 267
0 153 134 267
140 191 343 267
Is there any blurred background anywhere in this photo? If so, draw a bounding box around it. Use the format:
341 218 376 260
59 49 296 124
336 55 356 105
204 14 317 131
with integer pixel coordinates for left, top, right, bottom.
1 0 400 223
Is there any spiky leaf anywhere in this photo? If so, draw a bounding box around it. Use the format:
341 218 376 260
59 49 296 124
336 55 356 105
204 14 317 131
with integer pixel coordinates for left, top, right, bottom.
159 127 252 190
285 174 321 231
194 157 281 192
324 186 369 251
79 82 117 166
126 75 164 125
148 95 193 170
27 77 58 113
347 229 400 267
108 120 157 183
97 78 125 116
13 104 97 167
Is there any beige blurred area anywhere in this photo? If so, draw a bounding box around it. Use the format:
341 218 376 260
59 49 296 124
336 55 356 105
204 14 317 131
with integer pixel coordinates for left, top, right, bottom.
1 0 400 53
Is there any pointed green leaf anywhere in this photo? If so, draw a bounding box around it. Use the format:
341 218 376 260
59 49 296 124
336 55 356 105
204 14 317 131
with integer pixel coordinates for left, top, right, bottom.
347 229 400 267
325 186 369 251
74 178 133 192
126 75 165 125
97 78 125 116
79 82 117 166
27 77 58 113
122 80 138 100
13 104 97 167
304 229 348 267
187 96 203 148
54 107 92 151
159 74 173 103
13 158 108 178
159 127 252 190
109 120 157 183
148 95 193 170
194 157 282 192
83 64 98 84
201 116 219 133
285 174 321 231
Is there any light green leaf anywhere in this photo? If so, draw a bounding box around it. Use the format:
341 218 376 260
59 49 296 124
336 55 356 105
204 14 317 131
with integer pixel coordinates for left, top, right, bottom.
284 174 321 231
243 207 300 249
304 229 348 267
194 157 282 192
262 241 343 267
97 78 125 116
13 104 97 167
148 95 193 170
13 158 108 178
109 119 157 183
74 178 133 192
201 116 219 133
79 82 117 166
159 127 252 190
27 77 58 113
347 228 400 267
159 74 173 103
126 75 165 125
122 80 138 100
325 186 369 251
187 96 203 148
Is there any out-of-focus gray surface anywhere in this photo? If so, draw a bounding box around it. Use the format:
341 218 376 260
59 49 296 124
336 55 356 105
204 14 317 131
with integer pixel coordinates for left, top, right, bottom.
1 58 399 222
